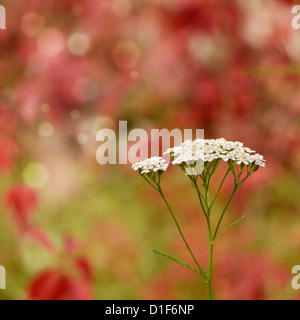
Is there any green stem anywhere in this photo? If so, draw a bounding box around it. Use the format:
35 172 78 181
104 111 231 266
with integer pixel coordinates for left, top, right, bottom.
205 175 211 213
157 185 207 282
192 164 256 299
213 170 253 239
205 187 214 300
194 180 214 300
195 183 208 219
213 188 237 240
206 168 254 297
207 239 214 300
210 168 230 208
206 215 214 300
140 174 159 191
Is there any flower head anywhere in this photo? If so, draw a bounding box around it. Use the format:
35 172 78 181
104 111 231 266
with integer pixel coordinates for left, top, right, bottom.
165 139 204 165
132 156 169 175
165 138 266 168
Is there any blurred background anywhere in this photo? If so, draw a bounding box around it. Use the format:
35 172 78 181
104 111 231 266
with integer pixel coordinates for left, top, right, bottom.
0 0 300 300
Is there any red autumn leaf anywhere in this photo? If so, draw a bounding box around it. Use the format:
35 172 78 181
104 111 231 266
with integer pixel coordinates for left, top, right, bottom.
75 257 93 281
4 184 38 226
28 270 71 300
27 269 93 300
25 225 55 252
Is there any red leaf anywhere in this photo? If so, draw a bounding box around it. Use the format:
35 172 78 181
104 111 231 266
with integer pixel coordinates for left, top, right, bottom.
4 184 38 226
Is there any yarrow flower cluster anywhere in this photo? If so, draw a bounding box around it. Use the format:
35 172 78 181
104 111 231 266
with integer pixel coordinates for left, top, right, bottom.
165 138 266 168
132 137 266 300
132 156 169 174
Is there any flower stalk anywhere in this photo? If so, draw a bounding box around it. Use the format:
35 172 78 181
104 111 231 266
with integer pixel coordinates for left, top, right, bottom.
132 138 266 300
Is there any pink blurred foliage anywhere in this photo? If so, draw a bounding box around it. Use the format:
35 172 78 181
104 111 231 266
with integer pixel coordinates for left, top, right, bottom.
25 225 55 252
0 107 19 172
4 184 55 252
85 219 138 284
214 252 289 300
0 0 298 143
142 268 180 300
27 263 93 300
0 137 18 173
4 184 38 226
163 0 242 35
27 236 94 300
142 249 289 300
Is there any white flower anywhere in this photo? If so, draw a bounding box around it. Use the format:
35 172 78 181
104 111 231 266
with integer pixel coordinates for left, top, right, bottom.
165 139 205 165
164 138 266 168
132 156 169 174
248 153 266 167
133 139 266 176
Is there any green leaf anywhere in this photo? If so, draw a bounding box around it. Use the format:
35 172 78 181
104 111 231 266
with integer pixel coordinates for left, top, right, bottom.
151 248 204 278
215 215 246 239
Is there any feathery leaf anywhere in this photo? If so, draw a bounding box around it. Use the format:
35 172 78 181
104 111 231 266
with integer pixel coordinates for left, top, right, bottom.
215 215 246 239
152 248 205 279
